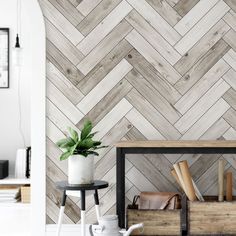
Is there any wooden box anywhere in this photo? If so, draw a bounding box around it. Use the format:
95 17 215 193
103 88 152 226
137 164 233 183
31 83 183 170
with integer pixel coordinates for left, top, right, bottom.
21 185 31 203
127 196 236 235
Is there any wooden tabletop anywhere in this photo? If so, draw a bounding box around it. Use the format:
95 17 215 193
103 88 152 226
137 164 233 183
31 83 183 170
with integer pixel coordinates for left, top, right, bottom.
115 140 236 148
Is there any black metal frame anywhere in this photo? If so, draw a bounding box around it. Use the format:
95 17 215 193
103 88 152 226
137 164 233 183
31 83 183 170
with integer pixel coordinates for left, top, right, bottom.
0 28 9 88
116 145 236 232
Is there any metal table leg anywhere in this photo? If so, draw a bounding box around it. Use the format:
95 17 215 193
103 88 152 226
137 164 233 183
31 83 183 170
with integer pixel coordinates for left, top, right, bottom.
94 189 101 221
81 190 86 236
57 190 67 236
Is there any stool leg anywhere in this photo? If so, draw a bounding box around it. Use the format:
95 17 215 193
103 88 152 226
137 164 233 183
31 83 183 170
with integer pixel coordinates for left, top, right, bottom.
94 189 101 220
56 191 67 236
81 190 86 236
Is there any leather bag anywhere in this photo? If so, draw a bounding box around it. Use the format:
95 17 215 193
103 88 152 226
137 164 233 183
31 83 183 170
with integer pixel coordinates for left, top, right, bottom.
139 192 181 210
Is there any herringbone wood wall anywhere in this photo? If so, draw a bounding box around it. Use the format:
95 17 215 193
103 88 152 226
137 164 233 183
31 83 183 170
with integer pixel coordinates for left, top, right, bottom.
39 0 236 224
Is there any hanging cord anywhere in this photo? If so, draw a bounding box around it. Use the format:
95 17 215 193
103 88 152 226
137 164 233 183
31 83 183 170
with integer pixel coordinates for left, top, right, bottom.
16 0 26 147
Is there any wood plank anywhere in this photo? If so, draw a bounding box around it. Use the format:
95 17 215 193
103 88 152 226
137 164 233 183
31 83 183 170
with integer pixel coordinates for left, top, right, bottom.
77 0 122 36
223 10 236 31
46 40 84 86
77 39 133 94
39 0 84 45
125 108 165 140
126 89 181 140
174 59 230 115
126 70 181 124
47 118 65 144
224 0 236 12
45 18 84 66
223 69 236 90
174 39 230 95
76 0 103 16
126 49 181 104
223 108 236 130
115 140 236 148
126 0 181 45
77 59 132 114
126 30 181 85
223 127 236 140
93 98 133 140
223 88 236 110
181 99 230 140
47 61 84 105
174 20 230 75
174 1 230 55
174 0 200 16
174 79 230 134
77 79 132 129
48 0 84 26
223 49 236 71
166 0 180 7
126 10 181 65
223 29 236 52
77 1 132 55
146 0 181 26
174 0 219 36
77 20 132 75
47 80 84 124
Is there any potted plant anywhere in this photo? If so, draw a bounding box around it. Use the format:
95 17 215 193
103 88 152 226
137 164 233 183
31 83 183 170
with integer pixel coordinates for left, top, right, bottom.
56 120 107 185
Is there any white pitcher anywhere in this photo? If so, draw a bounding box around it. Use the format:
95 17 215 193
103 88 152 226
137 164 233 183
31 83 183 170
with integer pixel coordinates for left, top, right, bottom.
91 215 143 236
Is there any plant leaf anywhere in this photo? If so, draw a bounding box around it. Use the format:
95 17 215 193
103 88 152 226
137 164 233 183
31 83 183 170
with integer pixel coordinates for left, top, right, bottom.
80 120 93 140
60 151 71 161
68 127 78 142
56 138 75 148
87 132 98 139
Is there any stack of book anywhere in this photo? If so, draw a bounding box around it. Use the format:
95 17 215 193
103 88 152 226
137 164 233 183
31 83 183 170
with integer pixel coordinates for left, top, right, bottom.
0 185 20 203
171 160 204 201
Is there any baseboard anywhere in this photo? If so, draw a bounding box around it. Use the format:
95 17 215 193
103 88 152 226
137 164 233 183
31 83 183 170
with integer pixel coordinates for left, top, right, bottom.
46 224 91 236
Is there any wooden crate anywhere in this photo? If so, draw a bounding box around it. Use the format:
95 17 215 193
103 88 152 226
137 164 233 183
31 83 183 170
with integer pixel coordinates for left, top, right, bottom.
189 197 236 235
127 209 181 235
21 185 31 203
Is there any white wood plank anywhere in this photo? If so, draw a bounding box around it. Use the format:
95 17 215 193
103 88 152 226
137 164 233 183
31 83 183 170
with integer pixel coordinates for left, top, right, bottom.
77 59 132 114
174 1 230 55
46 118 65 144
125 108 165 140
223 49 236 71
223 69 236 91
93 98 133 140
223 10 236 31
126 30 181 84
181 99 230 140
223 127 236 140
76 0 103 16
126 10 181 65
174 59 230 115
77 1 132 55
175 79 230 134
77 20 132 75
39 0 84 45
126 0 181 45
47 80 84 124
174 0 220 36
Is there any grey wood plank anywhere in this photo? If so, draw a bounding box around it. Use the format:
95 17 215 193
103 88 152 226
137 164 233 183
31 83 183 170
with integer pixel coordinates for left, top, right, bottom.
125 49 181 104
126 69 181 124
77 39 133 94
77 0 122 36
174 20 230 75
223 69 236 90
77 79 132 129
69 0 82 8
223 88 236 110
46 215 54 224
174 39 230 95
174 0 200 17
49 0 84 26
126 89 181 140
223 108 236 130
224 0 236 12
146 0 181 26
223 29 236 51
46 40 84 86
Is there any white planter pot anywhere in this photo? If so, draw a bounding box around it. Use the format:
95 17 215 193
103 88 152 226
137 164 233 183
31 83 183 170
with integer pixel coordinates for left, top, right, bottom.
68 155 94 185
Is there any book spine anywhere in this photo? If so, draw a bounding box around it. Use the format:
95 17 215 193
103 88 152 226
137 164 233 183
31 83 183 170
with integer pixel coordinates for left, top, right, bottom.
226 172 233 201
171 169 184 191
173 163 187 194
179 161 197 201
218 159 225 202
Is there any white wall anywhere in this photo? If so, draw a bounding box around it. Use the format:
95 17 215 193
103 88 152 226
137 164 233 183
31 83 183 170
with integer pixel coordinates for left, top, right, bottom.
0 0 32 174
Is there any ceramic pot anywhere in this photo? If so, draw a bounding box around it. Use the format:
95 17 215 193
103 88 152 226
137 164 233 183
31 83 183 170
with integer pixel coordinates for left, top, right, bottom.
68 154 94 185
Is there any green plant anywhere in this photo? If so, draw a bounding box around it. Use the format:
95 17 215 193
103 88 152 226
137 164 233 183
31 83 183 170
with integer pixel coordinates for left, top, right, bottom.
56 120 107 161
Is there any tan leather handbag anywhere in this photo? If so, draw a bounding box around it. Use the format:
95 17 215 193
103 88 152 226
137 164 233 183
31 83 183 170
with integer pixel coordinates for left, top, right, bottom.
139 192 181 210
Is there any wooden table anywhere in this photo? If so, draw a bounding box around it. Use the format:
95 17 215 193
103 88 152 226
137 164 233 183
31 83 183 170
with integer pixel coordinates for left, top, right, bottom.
116 140 236 228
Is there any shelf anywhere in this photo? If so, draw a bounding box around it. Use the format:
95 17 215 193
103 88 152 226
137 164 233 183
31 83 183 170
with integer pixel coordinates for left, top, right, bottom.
0 202 31 208
0 176 30 185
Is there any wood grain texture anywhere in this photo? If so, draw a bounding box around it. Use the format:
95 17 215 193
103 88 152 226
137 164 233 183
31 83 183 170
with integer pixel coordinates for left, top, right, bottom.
39 0 236 224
